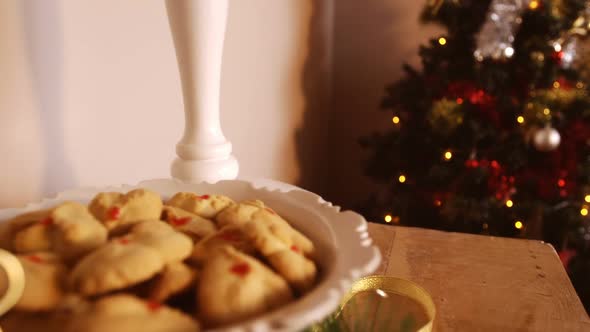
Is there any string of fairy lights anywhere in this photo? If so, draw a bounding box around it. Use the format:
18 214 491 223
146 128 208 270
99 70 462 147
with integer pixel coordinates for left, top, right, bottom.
379 0 590 237
384 92 590 231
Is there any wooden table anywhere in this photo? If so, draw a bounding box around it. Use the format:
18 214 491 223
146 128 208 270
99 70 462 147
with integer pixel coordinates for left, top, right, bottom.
367 223 590 331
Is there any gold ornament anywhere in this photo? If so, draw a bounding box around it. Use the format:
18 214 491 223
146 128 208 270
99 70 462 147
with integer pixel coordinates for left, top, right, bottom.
428 98 463 135
548 0 565 18
523 100 552 123
532 87 586 109
530 51 545 66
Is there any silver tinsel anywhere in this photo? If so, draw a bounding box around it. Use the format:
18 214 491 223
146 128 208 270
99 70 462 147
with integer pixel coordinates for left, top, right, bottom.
551 2 590 68
474 0 530 61
560 37 577 68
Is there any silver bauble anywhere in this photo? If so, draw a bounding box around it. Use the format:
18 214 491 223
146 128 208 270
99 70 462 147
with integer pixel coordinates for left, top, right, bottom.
533 126 561 152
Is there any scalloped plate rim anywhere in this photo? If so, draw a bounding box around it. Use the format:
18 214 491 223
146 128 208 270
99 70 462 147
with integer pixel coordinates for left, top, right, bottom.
0 178 382 332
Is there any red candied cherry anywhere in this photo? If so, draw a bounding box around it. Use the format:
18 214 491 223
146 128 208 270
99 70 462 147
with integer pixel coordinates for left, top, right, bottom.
39 217 53 226
230 262 250 277
26 255 43 263
107 207 121 220
218 231 242 242
170 217 191 226
146 301 162 312
118 237 131 245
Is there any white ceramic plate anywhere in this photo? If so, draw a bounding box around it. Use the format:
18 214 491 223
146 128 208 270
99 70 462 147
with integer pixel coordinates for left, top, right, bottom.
0 179 381 332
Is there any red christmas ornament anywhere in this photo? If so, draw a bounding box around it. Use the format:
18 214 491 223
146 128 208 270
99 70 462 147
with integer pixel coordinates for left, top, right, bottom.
554 77 573 90
290 245 300 253
230 263 251 277
558 249 577 270
551 51 564 64
445 81 498 126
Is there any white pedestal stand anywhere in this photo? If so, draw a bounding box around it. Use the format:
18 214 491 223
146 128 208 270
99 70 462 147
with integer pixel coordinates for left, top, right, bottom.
165 0 239 183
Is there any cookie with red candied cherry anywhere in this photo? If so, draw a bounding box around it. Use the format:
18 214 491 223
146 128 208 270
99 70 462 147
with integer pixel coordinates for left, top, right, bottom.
198 246 293 327
88 189 163 234
129 221 193 264
69 238 165 296
242 221 317 293
13 222 52 253
161 206 217 241
215 200 264 226
190 225 256 264
0 311 62 332
13 202 108 261
217 200 315 256
63 294 200 332
148 262 198 302
0 209 52 251
15 252 67 311
166 192 234 219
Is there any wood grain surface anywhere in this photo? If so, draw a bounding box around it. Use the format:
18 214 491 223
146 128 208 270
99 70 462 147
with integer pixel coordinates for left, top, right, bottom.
367 223 590 331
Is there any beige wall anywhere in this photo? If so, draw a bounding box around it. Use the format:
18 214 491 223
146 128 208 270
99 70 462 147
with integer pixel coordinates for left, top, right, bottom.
322 0 442 208
0 0 325 207
0 0 440 210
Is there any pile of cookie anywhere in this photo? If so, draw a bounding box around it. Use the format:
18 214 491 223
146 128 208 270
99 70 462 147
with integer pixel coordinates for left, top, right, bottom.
0 189 318 332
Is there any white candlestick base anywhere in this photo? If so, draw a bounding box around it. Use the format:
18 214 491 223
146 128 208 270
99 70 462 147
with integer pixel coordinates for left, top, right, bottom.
171 156 238 183
166 0 239 183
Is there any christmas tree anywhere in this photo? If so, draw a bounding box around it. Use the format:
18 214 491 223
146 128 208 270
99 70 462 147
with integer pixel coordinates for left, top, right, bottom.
360 0 590 310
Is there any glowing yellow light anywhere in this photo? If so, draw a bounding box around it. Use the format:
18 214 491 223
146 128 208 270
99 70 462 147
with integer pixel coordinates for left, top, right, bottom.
384 215 392 223
576 82 584 89
585 194 590 203
434 199 442 207
517 116 525 124
553 81 560 89
514 221 523 229
581 208 589 216
392 116 400 124
529 0 539 10
506 200 514 208
398 175 406 183
444 151 453 160
543 108 550 115
483 223 489 230
438 37 447 45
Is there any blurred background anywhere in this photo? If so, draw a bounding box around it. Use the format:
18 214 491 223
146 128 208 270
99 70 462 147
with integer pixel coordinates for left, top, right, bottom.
3 0 590 317
0 0 438 209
